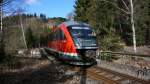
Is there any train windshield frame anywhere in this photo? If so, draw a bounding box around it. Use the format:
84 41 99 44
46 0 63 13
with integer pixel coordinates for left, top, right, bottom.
68 25 96 39
68 25 97 47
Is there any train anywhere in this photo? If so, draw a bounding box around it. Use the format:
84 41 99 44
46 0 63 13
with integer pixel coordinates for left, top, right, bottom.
45 21 98 66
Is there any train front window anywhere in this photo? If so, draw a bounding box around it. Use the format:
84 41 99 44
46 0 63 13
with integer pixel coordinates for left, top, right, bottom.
68 26 97 47
68 26 96 38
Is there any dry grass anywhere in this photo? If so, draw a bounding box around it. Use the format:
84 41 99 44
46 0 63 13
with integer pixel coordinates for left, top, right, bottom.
0 58 70 84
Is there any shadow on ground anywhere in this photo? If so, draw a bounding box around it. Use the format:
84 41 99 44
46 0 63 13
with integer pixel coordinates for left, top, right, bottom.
0 59 69 84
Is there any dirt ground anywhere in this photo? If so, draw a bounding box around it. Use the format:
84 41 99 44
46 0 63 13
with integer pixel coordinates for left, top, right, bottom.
123 46 150 55
0 59 70 84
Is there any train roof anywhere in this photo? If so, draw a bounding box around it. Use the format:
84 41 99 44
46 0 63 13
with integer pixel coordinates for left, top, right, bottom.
61 21 90 27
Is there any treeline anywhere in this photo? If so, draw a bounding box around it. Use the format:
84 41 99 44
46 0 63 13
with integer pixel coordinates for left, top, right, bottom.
4 13 47 26
74 0 150 51
3 13 66 55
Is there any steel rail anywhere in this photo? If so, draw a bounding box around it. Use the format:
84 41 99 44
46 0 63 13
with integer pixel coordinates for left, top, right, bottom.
100 51 150 57
87 66 149 84
87 69 120 84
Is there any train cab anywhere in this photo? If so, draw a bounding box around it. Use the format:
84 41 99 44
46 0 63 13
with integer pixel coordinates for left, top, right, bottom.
46 21 98 66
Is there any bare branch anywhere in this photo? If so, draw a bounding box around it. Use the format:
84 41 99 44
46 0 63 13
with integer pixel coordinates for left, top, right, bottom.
121 0 130 11
66 11 75 21
2 0 24 16
100 0 130 14
1 0 12 6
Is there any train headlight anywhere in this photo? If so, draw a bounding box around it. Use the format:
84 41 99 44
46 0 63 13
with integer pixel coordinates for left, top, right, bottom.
75 43 81 49
75 43 80 47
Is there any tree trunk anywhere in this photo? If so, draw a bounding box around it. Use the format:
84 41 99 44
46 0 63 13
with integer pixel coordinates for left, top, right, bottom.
19 14 28 49
0 3 2 31
0 2 6 58
130 0 137 53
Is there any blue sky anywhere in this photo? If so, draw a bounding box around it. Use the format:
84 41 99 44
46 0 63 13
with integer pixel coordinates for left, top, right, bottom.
25 0 75 18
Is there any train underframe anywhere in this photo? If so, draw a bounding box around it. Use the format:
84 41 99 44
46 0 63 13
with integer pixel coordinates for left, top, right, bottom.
45 48 97 66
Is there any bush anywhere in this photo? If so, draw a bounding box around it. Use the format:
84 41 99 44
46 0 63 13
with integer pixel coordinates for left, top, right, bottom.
98 34 124 51
0 43 6 63
0 54 22 69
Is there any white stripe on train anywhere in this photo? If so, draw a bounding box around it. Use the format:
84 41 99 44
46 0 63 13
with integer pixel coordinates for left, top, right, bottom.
45 47 78 56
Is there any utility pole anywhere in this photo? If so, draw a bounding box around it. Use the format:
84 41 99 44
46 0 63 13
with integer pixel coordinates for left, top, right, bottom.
130 0 137 53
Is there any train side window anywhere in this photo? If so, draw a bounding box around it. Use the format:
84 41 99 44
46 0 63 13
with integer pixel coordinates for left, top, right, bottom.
48 28 66 41
54 29 58 40
59 29 66 40
54 31 57 40
54 28 65 40
49 33 53 41
49 33 51 41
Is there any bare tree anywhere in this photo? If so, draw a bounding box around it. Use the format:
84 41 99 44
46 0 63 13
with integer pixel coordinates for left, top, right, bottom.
0 0 22 30
66 11 75 21
129 0 136 53
100 0 137 53
0 0 25 55
0 0 5 57
17 8 28 49
0 1 3 31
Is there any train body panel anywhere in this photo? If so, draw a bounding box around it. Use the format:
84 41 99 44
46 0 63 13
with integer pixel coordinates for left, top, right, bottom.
46 21 98 66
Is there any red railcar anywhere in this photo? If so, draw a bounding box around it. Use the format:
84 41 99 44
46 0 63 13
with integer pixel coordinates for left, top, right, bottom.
45 21 98 66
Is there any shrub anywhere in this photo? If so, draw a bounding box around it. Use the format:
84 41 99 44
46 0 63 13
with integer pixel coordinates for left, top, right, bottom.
98 34 124 51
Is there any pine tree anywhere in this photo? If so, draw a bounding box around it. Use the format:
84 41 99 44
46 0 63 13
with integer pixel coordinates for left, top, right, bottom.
40 13 47 22
133 0 150 45
74 0 92 22
74 0 123 51
91 0 123 50
34 13 37 18
26 28 35 48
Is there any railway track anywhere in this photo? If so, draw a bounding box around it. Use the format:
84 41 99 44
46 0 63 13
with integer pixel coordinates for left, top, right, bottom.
41 48 149 84
87 66 149 84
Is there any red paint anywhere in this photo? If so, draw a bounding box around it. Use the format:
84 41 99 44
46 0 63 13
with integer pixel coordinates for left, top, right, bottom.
48 23 77 54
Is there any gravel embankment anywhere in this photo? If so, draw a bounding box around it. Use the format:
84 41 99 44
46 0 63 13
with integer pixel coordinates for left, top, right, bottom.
97 60 150 80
